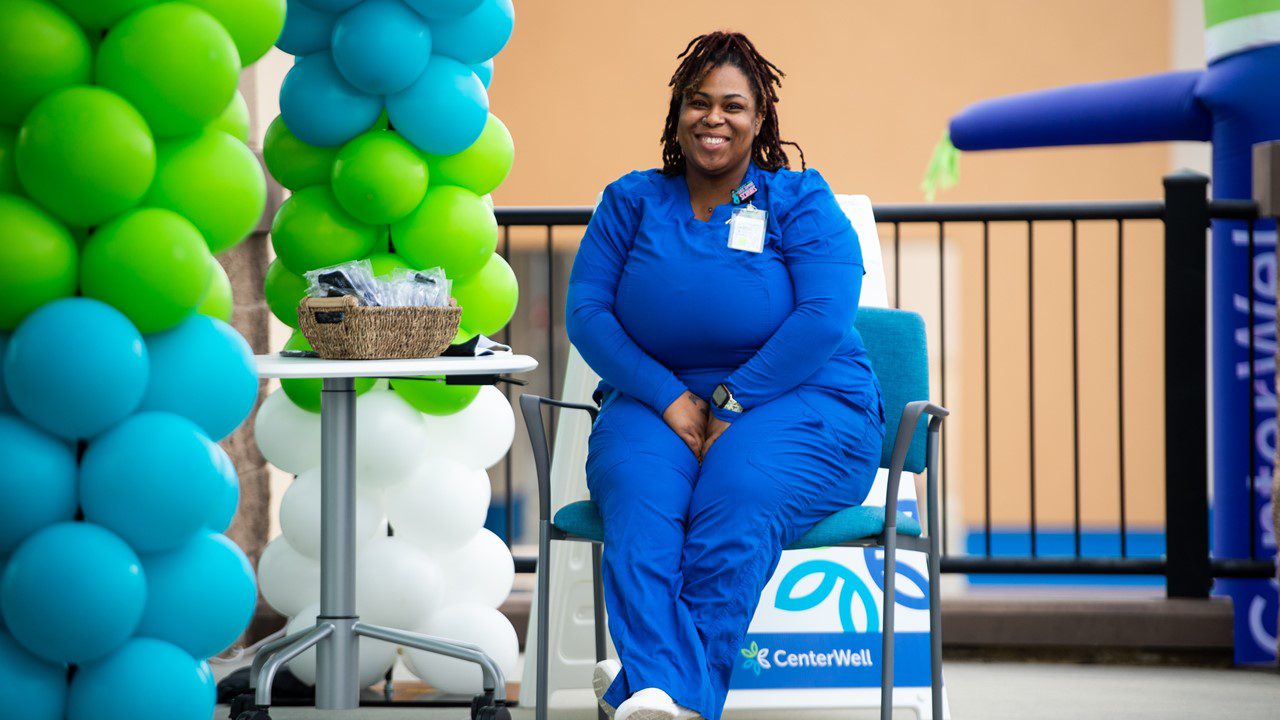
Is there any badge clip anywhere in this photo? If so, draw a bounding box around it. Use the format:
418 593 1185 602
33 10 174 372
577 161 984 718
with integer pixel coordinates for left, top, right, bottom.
731 180 757 206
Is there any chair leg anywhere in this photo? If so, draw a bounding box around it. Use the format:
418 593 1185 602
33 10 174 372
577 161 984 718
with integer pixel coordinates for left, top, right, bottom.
929 539 944 719
880 537 897 720
592 543 608 720
536 521 552 720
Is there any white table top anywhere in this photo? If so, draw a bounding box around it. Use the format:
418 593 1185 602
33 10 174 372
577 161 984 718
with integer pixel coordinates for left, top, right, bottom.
254 353 539 379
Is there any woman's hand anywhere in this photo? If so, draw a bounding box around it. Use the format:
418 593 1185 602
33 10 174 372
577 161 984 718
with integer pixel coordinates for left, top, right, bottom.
700 416 732 461
662 391 709 457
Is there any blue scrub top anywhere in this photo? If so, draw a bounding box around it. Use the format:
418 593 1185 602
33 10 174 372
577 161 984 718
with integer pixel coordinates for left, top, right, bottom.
566 161 881 422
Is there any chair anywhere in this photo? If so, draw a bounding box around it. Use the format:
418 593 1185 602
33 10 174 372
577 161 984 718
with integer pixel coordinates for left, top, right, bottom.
521 306 947 720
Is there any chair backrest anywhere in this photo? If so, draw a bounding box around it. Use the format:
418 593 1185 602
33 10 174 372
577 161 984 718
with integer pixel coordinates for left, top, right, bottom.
854 307 930 474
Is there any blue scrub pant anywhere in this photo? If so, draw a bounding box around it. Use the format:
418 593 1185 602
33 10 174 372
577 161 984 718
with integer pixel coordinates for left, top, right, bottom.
587 385 884 720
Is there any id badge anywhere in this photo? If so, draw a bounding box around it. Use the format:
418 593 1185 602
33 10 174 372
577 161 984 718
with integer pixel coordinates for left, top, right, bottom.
727 205 767 253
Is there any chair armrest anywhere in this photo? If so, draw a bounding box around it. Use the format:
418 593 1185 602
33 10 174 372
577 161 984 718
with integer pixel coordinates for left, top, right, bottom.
885 401 949 535
519 394 598 522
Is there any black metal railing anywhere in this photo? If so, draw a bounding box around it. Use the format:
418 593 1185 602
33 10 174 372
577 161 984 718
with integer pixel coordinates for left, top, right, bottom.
490 172 1277 598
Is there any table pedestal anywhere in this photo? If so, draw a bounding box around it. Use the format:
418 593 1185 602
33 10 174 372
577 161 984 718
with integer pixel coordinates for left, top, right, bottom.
237 378 509 718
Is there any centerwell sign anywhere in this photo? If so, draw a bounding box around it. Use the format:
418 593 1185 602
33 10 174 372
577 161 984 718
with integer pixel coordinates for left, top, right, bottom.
742 642 876 671
724 491 949 718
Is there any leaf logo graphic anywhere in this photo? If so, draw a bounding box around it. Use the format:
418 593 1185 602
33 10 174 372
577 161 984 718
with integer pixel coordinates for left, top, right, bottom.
774 559 881 633
738 641 770 675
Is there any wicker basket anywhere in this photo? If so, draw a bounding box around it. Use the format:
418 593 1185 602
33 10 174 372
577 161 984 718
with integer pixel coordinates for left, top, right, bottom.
297 296 463 360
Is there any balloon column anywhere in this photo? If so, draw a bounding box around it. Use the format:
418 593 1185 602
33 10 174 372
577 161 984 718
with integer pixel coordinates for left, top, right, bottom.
0 1 279 718
255 0 521 694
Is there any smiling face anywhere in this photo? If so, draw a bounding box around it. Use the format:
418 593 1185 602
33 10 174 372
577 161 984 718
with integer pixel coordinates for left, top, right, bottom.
676 63 762 179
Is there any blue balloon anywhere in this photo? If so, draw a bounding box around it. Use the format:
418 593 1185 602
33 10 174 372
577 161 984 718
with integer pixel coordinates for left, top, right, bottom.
141 314 258 442
0 629 65 720
0 522 145 664
68 638 213 720
207 441 239 532
473 58 493 89
429 0 513 65
3 298 148 440
297 0 363 11
0 333 11 414
0 416 76 556
137 532 256 660
388 54 489 155
80 412 227 553
198 659 215 703
280 53 383 147
333 0 432 95
403 0 482 20
277 0 337 56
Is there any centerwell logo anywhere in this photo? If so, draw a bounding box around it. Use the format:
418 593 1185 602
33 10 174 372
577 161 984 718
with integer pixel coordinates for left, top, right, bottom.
739 641 874 676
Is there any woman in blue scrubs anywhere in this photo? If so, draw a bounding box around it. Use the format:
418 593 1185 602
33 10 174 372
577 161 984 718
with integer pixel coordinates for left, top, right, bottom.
565 31 885 720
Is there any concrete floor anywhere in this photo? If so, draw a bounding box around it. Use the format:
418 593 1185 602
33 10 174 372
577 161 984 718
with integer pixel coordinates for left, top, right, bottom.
216 659 1280 720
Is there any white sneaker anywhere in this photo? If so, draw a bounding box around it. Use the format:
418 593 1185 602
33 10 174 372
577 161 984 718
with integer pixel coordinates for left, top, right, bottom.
593 659 622 718
615 688 678 720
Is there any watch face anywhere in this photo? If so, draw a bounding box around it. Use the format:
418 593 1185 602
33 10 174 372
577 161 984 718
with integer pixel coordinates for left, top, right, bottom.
712 384 728 407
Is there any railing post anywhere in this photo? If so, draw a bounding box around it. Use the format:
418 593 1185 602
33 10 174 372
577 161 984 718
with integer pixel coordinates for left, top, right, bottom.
1162 171 1212 599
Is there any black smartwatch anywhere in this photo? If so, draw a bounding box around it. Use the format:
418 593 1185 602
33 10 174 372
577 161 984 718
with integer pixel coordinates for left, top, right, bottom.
712 383 744 413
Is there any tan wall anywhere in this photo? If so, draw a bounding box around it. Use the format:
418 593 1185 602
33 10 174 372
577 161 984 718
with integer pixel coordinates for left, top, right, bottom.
491 0 1173 206
490 0 1178 534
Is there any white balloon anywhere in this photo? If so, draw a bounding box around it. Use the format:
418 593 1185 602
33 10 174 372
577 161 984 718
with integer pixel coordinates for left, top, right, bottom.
433 529 514 609
421 386 514 470
356 389 432 487
385 459 491 552
403 605 519 695
255 390 322 475
257 536 320 618
355 536 444 630
279 468 387 559
285 604 397 688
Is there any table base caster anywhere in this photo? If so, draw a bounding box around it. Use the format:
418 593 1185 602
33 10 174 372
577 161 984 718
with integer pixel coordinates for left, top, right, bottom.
228 693 255 719
471 693 511 720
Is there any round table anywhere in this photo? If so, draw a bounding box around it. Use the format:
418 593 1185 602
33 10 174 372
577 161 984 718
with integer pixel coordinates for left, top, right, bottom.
241 353 538 718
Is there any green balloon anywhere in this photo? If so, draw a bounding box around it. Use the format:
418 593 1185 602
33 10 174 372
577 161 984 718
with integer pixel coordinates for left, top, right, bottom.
453 253 517 336
210 90 250 143
198 255 234 323
0 126 17 193
0 194 78 331
81 208 214 333
270 186 381 274
453 325 477 345
148 128 266 254
391 185 496 279
95 3 240 137
481 193 494 209
426 113 514 196
263 115 338 191
367 252 411 278
0 1 92 126
264 258 307 328
281 330 375 412
332 130 428 225
16 86 155 227
391 376 479 416
50 0 154 33
182 0 286 65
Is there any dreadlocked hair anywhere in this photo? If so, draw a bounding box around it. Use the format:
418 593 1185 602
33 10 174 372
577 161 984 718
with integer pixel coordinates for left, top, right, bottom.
661 31 805 176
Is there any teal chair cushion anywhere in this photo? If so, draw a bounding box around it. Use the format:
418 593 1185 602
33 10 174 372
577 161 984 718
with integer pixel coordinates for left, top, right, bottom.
553 500 605 542
855 307 930 474
789 505 921 549
552 500 921 548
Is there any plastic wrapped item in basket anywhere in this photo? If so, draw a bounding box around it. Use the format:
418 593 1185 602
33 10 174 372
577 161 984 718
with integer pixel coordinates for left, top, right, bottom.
297 296 462 359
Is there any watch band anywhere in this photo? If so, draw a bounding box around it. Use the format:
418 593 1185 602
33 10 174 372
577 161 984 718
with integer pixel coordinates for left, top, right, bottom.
714 383 745 413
